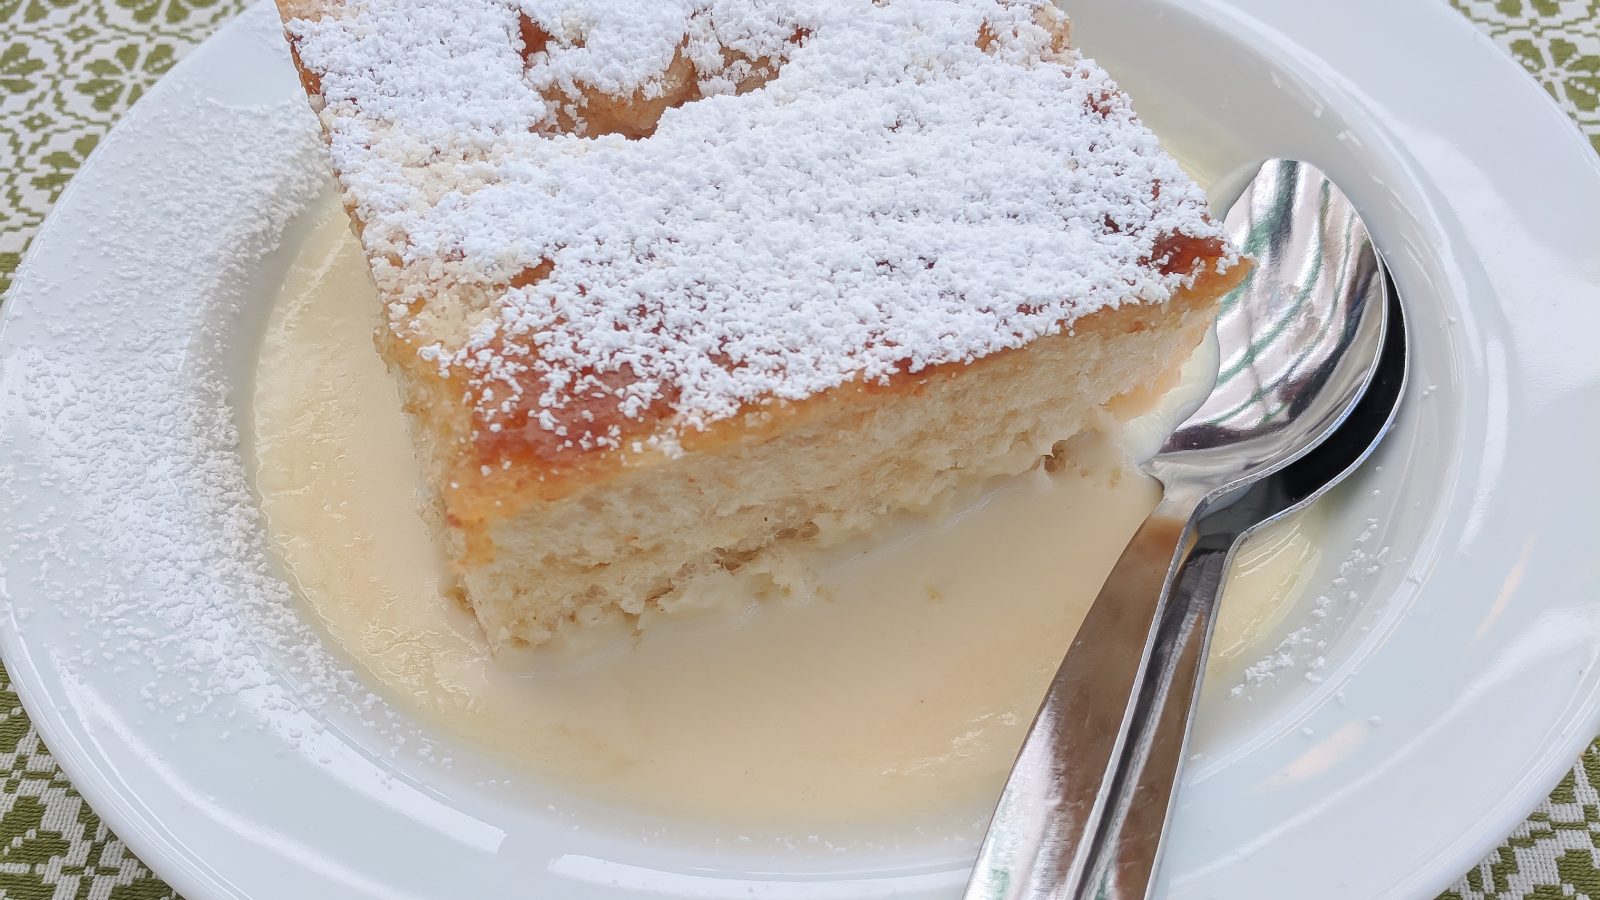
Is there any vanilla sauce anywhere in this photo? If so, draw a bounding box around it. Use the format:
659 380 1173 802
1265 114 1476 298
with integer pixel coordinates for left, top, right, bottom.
250 196 1320 826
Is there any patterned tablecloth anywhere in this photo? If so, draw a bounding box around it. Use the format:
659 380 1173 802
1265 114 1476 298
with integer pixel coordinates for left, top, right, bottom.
0 1 1597 898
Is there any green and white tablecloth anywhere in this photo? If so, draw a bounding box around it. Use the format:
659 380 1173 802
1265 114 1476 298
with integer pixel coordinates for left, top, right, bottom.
0 1 1597 897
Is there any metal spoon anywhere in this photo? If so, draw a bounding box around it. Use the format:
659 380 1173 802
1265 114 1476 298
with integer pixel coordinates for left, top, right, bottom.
963 159 1391 900
1088 272 1408 900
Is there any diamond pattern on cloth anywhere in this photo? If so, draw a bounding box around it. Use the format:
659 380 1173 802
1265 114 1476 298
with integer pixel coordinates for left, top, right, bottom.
1451 0 1600 156
0 1 1596 898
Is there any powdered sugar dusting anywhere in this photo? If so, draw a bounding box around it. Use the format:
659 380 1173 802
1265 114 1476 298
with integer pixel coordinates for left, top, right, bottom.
0 84 442 766
286 0 1232 455
1229 517 1396 697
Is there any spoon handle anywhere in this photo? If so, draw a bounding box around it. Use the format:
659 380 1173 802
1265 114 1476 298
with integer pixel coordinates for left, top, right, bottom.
963 484 1207 900
1076 541 1233 900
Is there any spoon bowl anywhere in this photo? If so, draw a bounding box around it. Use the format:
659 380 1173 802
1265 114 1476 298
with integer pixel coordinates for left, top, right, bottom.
1156 159 1388 493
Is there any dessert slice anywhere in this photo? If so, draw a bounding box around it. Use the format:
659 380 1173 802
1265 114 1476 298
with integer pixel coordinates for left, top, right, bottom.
274 0 1247 650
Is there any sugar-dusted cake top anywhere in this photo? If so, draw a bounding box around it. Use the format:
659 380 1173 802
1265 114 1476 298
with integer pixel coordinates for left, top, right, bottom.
283 0 1231 460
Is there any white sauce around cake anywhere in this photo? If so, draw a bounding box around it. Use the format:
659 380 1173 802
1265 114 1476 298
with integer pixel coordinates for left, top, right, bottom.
286 0 1232 451
251 197 1308 829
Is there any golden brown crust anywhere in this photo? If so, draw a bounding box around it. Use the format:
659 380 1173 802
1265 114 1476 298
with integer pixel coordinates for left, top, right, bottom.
437 254 1248 539
273 0 333 28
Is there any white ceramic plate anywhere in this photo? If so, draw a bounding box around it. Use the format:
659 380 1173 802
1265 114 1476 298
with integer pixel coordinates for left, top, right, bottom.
3 1 1599 898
